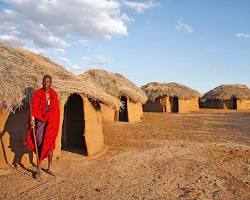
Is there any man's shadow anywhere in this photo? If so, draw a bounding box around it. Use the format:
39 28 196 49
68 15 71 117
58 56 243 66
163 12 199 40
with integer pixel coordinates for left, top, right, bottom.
0 87 37 178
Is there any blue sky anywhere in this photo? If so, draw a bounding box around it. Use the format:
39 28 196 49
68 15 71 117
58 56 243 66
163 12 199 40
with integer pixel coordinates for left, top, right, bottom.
0 0 249 93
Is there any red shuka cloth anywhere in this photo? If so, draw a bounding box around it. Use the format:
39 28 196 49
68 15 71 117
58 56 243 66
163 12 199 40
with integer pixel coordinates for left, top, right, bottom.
25 87 60 163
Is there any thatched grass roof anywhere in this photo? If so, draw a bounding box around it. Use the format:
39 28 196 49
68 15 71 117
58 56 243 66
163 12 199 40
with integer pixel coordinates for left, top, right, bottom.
202 84 250 100
141 82 200 101
79 69 147 104
0 43 119 111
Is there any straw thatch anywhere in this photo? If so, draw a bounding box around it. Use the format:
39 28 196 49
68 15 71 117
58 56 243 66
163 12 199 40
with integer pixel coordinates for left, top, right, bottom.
79 69 147 104
0 43 119 112
141 82 200 101
202 84 250 100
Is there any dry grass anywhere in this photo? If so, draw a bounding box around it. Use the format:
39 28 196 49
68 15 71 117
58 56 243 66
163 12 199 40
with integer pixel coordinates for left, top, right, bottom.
0 109 249 200
141 82 200 102
202 84 250 101
79 69 147 104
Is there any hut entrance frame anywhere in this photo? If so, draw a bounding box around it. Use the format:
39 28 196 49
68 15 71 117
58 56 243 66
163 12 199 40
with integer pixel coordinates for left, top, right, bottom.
232 97 237 109
62 94 87 155
170 96 179 113
119 96 128 122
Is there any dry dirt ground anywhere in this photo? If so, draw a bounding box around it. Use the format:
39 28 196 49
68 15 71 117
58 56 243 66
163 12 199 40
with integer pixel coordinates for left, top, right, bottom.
0 109 250 200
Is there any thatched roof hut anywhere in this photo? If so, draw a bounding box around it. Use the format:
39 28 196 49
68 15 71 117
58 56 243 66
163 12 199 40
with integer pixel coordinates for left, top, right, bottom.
79 69 147 122
0 43 118 112
79 69 147 103
0 43 109 167
141 82 200 113
141 82 200 101
201 84 250 100
200 84 250 110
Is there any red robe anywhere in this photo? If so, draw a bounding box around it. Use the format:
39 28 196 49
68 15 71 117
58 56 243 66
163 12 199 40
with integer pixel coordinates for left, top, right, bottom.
25 87 60 162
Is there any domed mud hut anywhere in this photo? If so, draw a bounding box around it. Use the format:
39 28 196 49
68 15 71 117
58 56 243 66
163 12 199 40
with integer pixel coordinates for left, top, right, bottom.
141 82 200 113
80 69 147 122
200 84 250 110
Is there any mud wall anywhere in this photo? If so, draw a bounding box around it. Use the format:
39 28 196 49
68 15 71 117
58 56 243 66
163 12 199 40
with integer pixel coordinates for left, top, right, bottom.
178 97 199 113
237 100 250 110
100 104 116 122
53 99 66 159
143 98 164 112
0 109 10 167
0 108 35 168
164 97 199 113
82 96 105 156
200 99 237 110
127 101 143 122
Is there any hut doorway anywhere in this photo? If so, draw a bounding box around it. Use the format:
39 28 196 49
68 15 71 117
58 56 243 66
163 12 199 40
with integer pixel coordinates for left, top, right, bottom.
62 94 87 155
232 98 237 109
170 96 179 113
119 96 128 122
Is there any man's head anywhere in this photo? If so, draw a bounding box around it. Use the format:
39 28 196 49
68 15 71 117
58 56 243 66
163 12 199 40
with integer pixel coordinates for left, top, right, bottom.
42 75 52 90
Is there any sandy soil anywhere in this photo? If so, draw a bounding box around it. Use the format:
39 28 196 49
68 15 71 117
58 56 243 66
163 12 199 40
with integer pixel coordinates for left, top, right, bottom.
0 109 250 200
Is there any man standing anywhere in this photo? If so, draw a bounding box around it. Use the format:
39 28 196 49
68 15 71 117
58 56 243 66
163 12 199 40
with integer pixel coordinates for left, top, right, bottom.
25 75 60 177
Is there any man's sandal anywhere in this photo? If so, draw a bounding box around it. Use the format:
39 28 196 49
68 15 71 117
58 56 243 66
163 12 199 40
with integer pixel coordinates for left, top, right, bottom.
35 170 43 181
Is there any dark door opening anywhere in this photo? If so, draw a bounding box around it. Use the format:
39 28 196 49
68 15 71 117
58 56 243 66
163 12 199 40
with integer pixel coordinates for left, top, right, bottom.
62 94 87 155
119 96 128 122
232 98 237 109
170 96 179 113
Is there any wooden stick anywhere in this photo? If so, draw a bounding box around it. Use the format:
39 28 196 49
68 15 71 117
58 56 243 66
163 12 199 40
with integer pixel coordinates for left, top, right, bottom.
32 125 40 168
29 101 40 169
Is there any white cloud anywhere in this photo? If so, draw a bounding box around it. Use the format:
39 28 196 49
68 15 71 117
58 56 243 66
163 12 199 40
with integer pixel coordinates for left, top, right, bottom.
0 34 17 42
94 55 109 65
0 21 22 45
82 55 110 66
0 0 129 49
3 8 16 17
59 57 70 65
0 34 22 45
55 57 85 74
121 13 133 22
0 0 158 49
122 1 158 13
52 48 65 54
21 21 70 48
72 64 81 70
67 64 82 73
235 33 250 39
78 39 91 46
176 19 194 33
0 0 157 73
0 22 19 35
82 56 91 61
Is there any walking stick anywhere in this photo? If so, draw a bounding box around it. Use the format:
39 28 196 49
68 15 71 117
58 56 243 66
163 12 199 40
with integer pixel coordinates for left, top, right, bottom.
30 103 40 170
31 124 40 169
